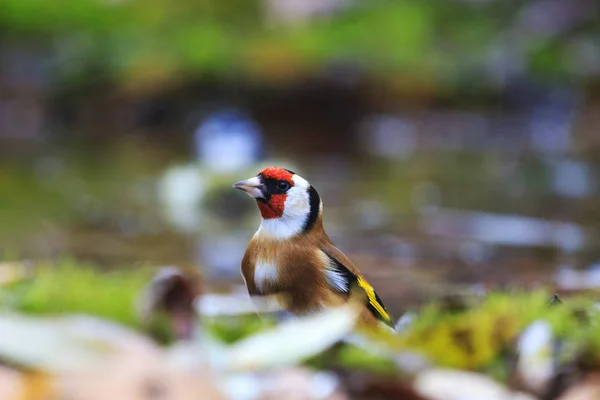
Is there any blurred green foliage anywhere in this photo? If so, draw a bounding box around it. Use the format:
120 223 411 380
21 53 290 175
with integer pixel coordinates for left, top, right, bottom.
1 0 596 90
0 139 172 258
0 259 153 327
203 314 273 344
382 290 600 375
335 344 398 376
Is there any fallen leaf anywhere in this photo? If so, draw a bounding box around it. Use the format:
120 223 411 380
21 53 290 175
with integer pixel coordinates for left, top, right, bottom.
556 372 600 400
223 299 362 372
414 369 538 400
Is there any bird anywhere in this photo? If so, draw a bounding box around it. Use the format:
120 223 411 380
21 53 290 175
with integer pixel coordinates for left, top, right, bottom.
233 166 394 330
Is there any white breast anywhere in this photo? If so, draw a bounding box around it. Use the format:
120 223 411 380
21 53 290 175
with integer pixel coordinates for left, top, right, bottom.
258 218 305 240
254 259 279 291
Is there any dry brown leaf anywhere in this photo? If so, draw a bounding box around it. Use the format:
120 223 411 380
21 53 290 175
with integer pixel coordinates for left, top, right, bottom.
0 366 25 400
556 373 600 400
260 367 348 400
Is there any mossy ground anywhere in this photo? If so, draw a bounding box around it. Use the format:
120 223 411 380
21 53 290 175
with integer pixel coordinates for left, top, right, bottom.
2 261 600 382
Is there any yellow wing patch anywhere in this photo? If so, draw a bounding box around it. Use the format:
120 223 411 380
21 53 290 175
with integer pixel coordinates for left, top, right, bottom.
356 276 393 326
321 249 394 328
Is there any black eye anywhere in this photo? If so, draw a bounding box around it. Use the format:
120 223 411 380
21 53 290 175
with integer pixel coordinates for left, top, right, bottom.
277 181 290 191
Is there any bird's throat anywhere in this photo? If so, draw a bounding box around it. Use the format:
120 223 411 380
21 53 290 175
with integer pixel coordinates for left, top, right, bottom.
257 195 286 219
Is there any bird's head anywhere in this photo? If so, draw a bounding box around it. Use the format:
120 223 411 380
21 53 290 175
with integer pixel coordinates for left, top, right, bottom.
233 166 322 239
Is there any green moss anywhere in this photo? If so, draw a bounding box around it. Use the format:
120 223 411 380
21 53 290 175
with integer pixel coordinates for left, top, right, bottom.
1 259 154 329
146 311 178 345
203 314 273 344
336 344 398 376
379 290 600 372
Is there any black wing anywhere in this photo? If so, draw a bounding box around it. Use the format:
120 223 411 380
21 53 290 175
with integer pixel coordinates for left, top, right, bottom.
322 251 394 328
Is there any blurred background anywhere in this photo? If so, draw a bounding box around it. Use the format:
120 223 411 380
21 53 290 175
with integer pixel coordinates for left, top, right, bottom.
1 0 600 318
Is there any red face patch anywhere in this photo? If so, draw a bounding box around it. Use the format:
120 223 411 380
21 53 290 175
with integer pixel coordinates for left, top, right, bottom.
257 194 286 219
260 166 294 182
256 166 295 219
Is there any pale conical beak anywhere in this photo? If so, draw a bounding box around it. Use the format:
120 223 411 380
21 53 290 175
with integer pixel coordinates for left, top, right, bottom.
233 176 265 199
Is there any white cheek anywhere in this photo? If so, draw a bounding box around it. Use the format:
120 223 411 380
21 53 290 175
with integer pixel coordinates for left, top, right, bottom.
282 185 310 219
256 174 311 240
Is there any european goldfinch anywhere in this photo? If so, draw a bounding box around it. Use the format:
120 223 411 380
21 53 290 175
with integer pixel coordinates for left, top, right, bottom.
233 166 394 330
